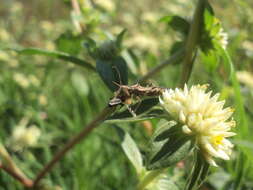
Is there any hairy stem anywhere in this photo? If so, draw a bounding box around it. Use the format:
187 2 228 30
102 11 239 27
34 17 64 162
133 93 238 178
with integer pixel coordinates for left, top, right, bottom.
179 0 206 87
138 48 185 84
33 106 116 187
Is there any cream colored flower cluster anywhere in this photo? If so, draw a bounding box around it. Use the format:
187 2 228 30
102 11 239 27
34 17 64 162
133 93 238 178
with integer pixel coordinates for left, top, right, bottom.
160 84 236 166
9 118 41 151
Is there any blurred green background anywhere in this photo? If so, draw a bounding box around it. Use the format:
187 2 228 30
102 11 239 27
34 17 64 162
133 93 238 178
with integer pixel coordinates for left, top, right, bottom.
0 0 253 189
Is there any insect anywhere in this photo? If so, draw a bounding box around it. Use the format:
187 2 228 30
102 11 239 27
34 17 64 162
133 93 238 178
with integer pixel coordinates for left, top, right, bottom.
108 83 165 107
108 67 165 117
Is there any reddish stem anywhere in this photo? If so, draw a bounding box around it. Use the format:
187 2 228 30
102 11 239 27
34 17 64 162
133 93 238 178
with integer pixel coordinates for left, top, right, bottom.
0 164 33 188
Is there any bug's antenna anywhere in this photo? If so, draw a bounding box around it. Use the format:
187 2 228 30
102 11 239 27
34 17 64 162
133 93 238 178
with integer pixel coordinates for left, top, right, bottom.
112 66 122 85
112 81 121 87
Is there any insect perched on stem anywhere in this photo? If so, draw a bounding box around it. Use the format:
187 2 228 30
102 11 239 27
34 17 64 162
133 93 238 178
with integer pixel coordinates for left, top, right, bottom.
108 83 165 107
108 66 165 117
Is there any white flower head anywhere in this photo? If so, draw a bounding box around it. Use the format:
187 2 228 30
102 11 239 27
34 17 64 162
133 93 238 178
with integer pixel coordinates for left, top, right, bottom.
160 84 236 166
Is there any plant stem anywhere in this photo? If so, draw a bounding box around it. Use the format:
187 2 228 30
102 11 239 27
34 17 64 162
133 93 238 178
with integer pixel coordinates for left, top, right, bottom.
33 106 116 187
0 144 33 188
0 164 33 188
138 48 185 84
71 0 86 33
179 0 206 87
137 169 166 190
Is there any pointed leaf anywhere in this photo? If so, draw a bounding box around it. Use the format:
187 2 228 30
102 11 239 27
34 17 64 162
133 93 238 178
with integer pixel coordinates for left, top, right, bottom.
185 152 210 190
147 121 194 170
116 29 127 48
114 126 143 175
160 16 190 36
8 47 95 71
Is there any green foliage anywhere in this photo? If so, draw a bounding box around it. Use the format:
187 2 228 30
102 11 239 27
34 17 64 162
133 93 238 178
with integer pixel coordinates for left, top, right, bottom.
160 15 190 36
185 153 210 190
85 31 129 91
96 56 128 91
0 0 253 189
147 120 194 170
9 47 95 71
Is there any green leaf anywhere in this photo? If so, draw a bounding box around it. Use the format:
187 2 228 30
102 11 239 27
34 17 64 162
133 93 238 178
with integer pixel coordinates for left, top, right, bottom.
185 152 210 190
199 3 218 54
108 98 159 120
208 169 230 190
71 71 89 96
120 128 144 175
147 174 180 190
170 41 185 55
116 29 127 48
216 43 233 79
55 31 82 55
8 47 96 71
147 121 194 170
201 50 220 72
96 56 128 91
160 15 190 36
203 4 215 31
106 115 159 124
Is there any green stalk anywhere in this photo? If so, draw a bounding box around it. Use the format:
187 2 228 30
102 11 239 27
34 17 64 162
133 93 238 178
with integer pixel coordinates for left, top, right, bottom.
137 169 166 190
180 0 206 87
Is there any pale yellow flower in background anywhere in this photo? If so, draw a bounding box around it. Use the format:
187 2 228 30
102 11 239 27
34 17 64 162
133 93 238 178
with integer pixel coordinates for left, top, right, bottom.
236 71 253 89
160 84 236 166
0 51 11 62
217 28 228 49
142 12 159 23
39 94 48 106
95 0 115 11
40 20 54 31
10 2 23 13
125 34 159 54
13 73 30 88
10 118 41 151
0 29 10 41
28 75 40 87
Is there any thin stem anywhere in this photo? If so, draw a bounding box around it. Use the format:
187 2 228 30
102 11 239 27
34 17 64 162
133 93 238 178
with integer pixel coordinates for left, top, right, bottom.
0 163 33 188
137 169 166 190
138 48 185 84
71 0 81 15
179 0 206 87
71 0 86 33
33 106 116 187
0 144 33 188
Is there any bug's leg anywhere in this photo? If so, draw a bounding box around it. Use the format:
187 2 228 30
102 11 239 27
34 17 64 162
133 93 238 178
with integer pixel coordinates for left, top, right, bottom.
126 104 137 117
133 96 142 114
